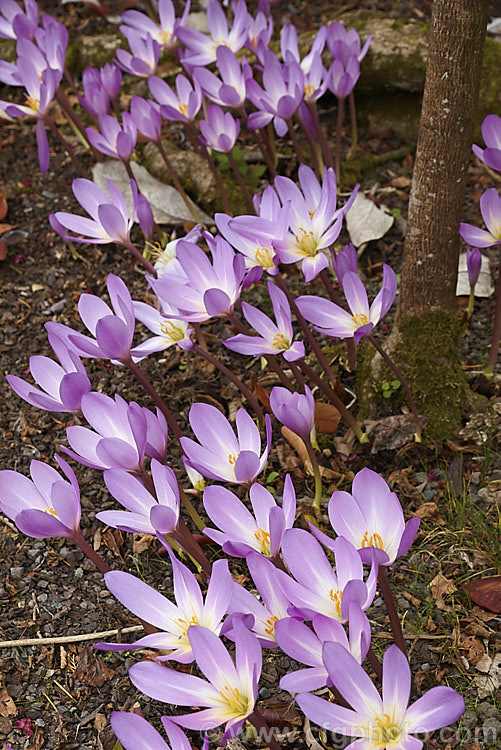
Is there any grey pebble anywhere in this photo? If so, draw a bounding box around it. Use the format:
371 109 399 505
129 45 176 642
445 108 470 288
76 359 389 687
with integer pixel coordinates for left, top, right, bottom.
10 566 24 579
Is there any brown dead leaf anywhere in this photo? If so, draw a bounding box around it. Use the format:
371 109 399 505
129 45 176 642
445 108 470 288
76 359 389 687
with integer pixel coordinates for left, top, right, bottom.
390 176 411 188
367 414 428 453
254 383 270 411
430 572 457 610
280 426 334 479
414 502 445 523
0 240 7 261
0 193 7 221
459 635 486 666
471 605 498 622
314 401 341 433
133 534 153 554
0 673 17 718
469 576 501 613
94 713 107 732
73 646 117 687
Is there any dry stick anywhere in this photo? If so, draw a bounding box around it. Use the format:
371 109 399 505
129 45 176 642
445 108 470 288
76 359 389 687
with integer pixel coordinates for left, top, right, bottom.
192 342 265 428
348 91 358 157
298 358 368 442
319 268 357 369
307 100 334 170
227 149 256 214
0 626 144 649
123 238 157 276
366 333 422 442
184 122 232 214
44 116 89 178
286 116 305 164
485 261 501 378
378 564 407 657
156 139 203 222
126 359 184 441
334 97 345 179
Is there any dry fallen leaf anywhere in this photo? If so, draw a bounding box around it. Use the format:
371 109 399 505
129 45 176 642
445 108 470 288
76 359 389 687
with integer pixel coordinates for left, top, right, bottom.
469 576 501 613
345 191 394 247
314 401 341 433
430 572 457 610
474 652 501 698
414 502 445 523
0 193 7 221
73 646 117 687
0 672 17 718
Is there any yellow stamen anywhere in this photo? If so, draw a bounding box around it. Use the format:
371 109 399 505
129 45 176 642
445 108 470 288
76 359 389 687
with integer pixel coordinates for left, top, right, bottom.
361 531 384 549
264 615 278 636
25 95 40 113
371 713 402 746
255 246 275 269
218 685 249 718
271 333 290 351
176 614 199 638
160 320 186 342
158 29 172 45
178 102 189 117
228 452 240 467
352 312 369 327
328 588 342 618
295 227 318 257
44 507 58 517
254 528 271 556
304 84 315 99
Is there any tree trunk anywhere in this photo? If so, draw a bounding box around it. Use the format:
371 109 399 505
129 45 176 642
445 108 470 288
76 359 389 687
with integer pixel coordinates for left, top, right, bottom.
398 0 489 316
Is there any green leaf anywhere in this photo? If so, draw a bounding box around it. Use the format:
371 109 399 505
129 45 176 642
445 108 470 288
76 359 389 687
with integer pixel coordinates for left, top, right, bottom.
391 380 401 389
381 382 391 391
382 391 392 398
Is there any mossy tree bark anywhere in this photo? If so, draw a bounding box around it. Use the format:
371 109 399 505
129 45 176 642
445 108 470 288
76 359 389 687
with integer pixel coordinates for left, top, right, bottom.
388 0 489 439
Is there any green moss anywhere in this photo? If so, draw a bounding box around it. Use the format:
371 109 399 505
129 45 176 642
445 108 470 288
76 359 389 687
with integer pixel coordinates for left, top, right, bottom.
477 38 501 135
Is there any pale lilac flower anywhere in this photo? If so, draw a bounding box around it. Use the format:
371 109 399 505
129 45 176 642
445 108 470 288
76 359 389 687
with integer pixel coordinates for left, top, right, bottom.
97 554 233 662
61 392 164 473
273 165 358 282
181 403 271 485
80 67 111 117
203 474 296 557
50 178 137 245
131 300 193 360
149 73 202 123
332 242 357 284
280 23 327 75
129 95 162 143
136 192 155 240
193 46 251 108
178 0 249 67
151 235 245 323
269 386 316 443
246 48 304 137
296 264 398 343
129 620 261 739
120 0 190 50
0 0 38 40
301 52 329 103
245 7 273 52
326 22 373 64
152 225 203 277
217 185 289 276
277 529 377 622
324 468 420 566
467 247 482 289
225 552 292 646
110 713 201 750
0 456 81 539
199 104 240 153
86 113 137 161
276 606 371 693
459 188 501 247
328 55 360 99
224 280 305 361
7 331 91 413
96 459 178 536
116 29 160 78
100 62 122 99
473 114 501 171
45 274 135 362
296 642 465 750
33 14 67 77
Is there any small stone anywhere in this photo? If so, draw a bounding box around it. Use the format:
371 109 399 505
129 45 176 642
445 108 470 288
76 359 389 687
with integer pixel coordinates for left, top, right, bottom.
74 567 84 579
259 687 271 699
10 566 23 579
37 593 48 603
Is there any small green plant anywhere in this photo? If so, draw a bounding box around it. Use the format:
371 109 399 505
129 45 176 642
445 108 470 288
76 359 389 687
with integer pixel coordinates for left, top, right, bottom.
381 379 401 398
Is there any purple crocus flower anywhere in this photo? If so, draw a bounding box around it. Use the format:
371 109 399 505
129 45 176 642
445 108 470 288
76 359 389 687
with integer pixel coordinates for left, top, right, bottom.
277 529 377 622
100 62 122 99
203 474 296 557
459 188 501 247
110 713 203 750
246 48 304 137
473 114 501 171
130 95 162 143
7 331 91 413
273 165 358 282
181 402 271 485
269 385 316 443
296 642 465 750
178 0 249 67
86 112 137 161
225 552 292 646
61 392 165 473
193 46 250 108
280 23 327 75
467 247 482 290
80 67 111 117
149 73 202 123
116 28 160 77
34 14 68 79
327 22 373 64
50 178 138 246
199 104 240 153
328 55 360 99
0 456 81 539
245 6 273 53
224 280 305 361
276 605 371 693
321 468 420 566
131 300 194 360
152 224 203 277
296 264 398 343
45 274 135 363
96 554 233 662
120 0 190 50
0 0 38 40
332 242 358 284
151 235 245 323
129 620 261 740
96 459 179 536
136 192 155 240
